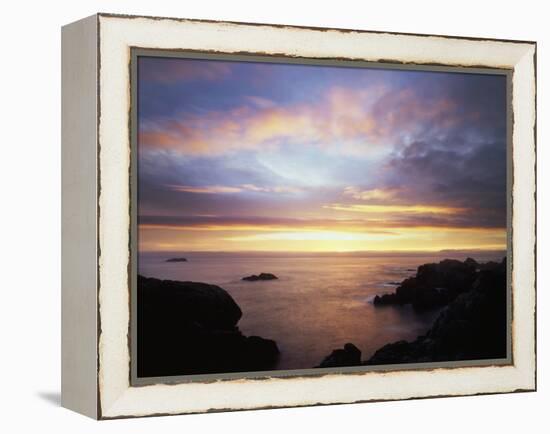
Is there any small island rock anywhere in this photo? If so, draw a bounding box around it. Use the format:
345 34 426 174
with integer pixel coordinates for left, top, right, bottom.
242 273 278 281
165 257 188 263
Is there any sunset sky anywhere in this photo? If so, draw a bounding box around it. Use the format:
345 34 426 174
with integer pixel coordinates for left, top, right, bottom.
137 56 507 252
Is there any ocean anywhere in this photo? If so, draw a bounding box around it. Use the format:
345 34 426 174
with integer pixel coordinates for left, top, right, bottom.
138 250 505 370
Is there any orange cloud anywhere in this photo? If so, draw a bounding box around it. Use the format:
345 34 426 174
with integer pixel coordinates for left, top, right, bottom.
138 83 467 158
138 85 389 156
324 203 466 215
343 186 400 201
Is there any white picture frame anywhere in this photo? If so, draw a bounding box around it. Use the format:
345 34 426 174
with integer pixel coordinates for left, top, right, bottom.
61 13 536 419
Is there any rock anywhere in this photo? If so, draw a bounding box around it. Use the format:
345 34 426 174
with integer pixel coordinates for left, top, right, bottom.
411 286 451 311
365 340 432 365
366 258 507 365
319 257 507 368
373 257 478 310
416 258 477 291
317 343 361 368
165 257 187 262
373 293 400 306
138 275 242 329
137 275 279 377
243 336 280 367
478 257 505 271
464 257 478 268
426 261 507 359
242 272 278 281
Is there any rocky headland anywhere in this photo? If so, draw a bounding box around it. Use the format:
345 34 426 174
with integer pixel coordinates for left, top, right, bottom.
373 257 500 310
319 257 507 367
137 275 279 377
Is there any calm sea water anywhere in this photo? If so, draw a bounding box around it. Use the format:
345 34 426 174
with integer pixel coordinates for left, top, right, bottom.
139 251 504 370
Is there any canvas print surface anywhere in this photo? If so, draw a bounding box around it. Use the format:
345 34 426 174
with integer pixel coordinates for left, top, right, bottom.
135 54 508 379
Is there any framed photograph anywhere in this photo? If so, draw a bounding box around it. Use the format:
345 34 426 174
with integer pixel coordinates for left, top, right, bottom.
61 13 536 419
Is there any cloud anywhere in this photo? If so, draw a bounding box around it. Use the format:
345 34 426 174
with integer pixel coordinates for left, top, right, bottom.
167 183 302 195
138 58 507 161
324 203 466 215
244 96 277 109
136 61 508 249
138 85 400 157
138 57 232 83
139 215 395 233
168 185 243 194
370 88 458 139
139 210 502 232
138 75 501 159
224 231 394 242
376 139 507 229
343 186 400 201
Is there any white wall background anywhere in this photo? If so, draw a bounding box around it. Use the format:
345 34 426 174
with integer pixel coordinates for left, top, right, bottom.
0 0 546 431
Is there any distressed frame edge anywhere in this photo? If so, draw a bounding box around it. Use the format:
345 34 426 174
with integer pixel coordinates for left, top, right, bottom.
95 14 537 419
95 11 537 46
61 13 100 420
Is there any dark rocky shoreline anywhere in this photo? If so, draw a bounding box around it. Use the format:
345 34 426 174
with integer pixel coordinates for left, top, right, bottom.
138 257 507 375
137 275 279 377
319 257 507 367
373 258 480 310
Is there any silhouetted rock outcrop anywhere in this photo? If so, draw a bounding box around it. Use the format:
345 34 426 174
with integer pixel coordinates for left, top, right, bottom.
318 258 507 367
373 258 479 310
137 275 279 377
317 343 362 368
368 258 507 364
242 273 278 281
165 257 187 262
